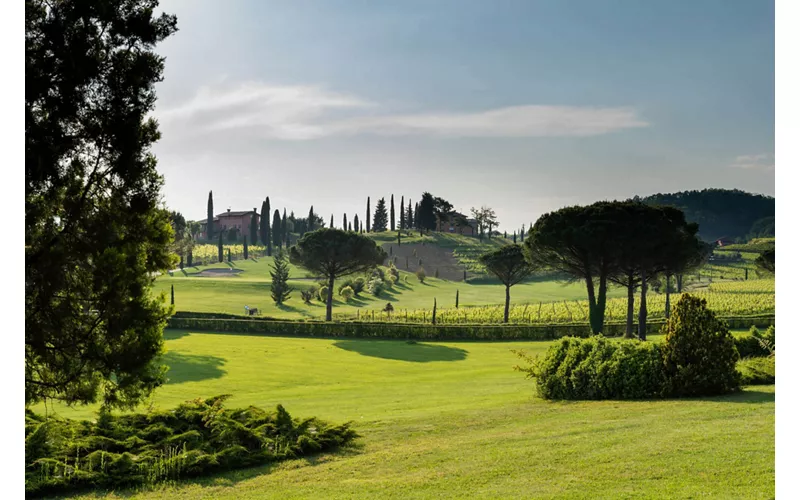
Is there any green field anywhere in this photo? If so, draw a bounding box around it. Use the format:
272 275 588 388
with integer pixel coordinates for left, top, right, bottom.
47 330 774 499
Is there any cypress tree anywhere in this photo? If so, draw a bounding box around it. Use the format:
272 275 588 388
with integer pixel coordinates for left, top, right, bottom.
187 250 193 267
179 254 184 270
218 232 223 262
307 206 314 234
227 248 231 262
456 289 459 308
354 214 360 233
243 236 249 259
259 200 267 245
366 197 371 232
343 213 347 231
170 284 174 306
390 194 396 231
265 197 272 255
400 196 405 229
249 209 258 244
330 214 334 229
272 209 282 249
407 202 413 230
372 197 389 232
282 208 288 245
513 231 517 244
414 202 420 229
207 190 214 242
348 222 352 231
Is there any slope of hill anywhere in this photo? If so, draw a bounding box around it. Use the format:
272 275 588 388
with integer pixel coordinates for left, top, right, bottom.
639 188 774 242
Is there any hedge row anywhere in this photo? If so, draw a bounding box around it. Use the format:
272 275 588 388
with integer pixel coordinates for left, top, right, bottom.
166 315 774 341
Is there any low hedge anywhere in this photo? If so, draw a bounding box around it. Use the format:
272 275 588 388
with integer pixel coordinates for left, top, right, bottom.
734 325 775 358
167 317 671 341
167 314 774 341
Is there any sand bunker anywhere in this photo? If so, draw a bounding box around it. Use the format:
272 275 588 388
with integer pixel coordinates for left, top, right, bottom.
193 267 243 277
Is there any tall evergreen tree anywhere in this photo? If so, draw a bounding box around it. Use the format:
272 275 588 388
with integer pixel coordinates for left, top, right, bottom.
306 206 315 234
330 214 334 229
400 196 405 229
243 236 249 259
348 222 352 231
408 202 414 229
354 214 360 233
171 285 174 306
218 231 224 262
390 194 396 231
366 197 371 232
414 202 420 229
372 197 389 232
272 209 282 249
249 209 258 244
282 208 288 245
343 213 347 231
259 200 268 245
265 197 272 255
207 190 214 242
418 192 437 231
269 249 293 305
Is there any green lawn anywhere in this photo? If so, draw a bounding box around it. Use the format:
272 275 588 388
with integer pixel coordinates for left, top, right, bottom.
46 330 774 499
157 258 627 319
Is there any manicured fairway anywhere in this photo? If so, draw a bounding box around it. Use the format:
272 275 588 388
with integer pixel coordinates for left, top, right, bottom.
48 330 774 499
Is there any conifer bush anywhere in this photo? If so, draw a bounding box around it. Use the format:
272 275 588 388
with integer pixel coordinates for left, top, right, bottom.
661 294 741 397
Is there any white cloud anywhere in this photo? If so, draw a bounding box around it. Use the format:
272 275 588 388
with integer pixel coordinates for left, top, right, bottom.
729 153 775 171
156 81 648 140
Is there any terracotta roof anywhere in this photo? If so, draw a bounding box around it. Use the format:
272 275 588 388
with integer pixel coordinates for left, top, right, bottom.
217 210 257 217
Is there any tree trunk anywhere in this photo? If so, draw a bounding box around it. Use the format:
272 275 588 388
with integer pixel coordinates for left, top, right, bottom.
584 274 601 334
596 272 608 334
504 285 511 323
664 273 671 319
638 267 648 341
676 273 683 293
624 275 635 339
326 275 335 321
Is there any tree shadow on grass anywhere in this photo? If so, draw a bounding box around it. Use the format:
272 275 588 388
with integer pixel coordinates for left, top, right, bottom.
333 340 468 362
161 351 227 384
696 388 775 404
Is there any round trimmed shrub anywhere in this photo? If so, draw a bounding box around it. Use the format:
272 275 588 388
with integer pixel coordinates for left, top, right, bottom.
367 277 384 296
661 294 741 397
317 285 329 302
352 277 366 296
339 286 354 302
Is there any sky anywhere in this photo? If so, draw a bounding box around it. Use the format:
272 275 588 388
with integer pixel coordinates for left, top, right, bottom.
152 0 775 230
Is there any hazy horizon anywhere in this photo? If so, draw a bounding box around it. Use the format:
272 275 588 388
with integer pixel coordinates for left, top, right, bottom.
153 0 775 229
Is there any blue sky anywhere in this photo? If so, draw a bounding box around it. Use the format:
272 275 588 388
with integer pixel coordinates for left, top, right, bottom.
154 0 774 229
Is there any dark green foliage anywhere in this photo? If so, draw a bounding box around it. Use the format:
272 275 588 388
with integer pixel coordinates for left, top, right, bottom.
300 288 315 305
208 192 214 241
366 197 371 232
218 232 224 262
399 196 405 229
432 298 437 325
289 229 387 320
748 216 775 239
734 326 775 358
170 285 174 306
25 0 178 409
408 203 414 229
455 290 459 308
354 214 360 233
755 248 775 274
282 209 288 245
737 357 775 385
269 250 293 305
227 248 232 263
272 210 282 249
661 294 741 397
330 214 334 230
187 250 193 267
343 213 347 231
418 192 437 231
338 277 366 296
514 336 667 400
249 212 258 245
372 197 389 232
390 195 396 231
24 397 358 496
243 236 248 260
639 188 774 241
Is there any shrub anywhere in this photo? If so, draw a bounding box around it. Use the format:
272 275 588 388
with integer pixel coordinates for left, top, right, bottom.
367 277 385 296
386 274 397 287
339 286 354 302
300 289 315 304
416 267 426 283
318 285 329 302
734 325 775 358
661 294 741 397
737 357 775 385
352 277 366 296
384 303 394 314
24 397 357 497
514 336 666 400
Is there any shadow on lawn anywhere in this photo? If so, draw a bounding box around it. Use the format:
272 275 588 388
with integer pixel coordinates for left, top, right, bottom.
162 351 227 384
701 388 775 404
333 340 468 362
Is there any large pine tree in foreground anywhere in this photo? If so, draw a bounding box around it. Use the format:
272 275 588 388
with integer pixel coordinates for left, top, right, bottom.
25 0 178 408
